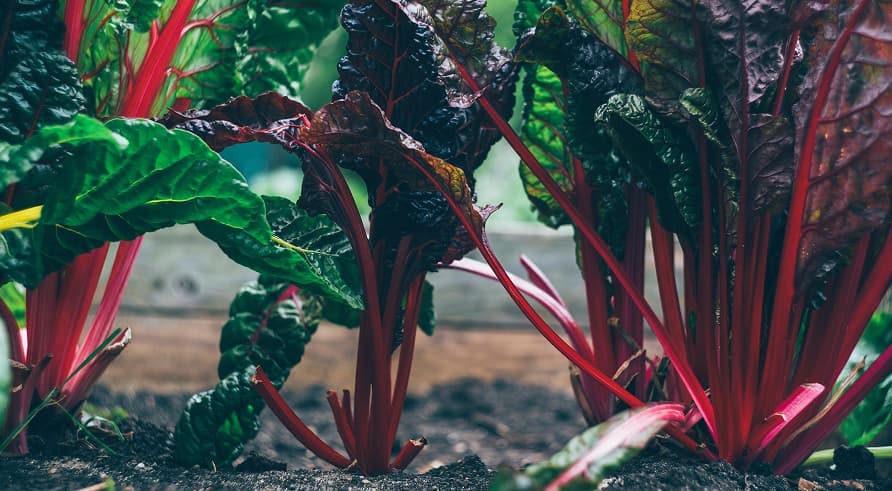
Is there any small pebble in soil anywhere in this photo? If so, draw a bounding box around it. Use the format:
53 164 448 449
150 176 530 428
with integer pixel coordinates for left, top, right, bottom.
834 446 876 480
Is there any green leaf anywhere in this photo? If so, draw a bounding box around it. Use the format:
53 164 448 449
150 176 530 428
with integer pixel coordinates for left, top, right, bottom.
566 0 628 58
626 0 699 114
0 51 86 144
71 0 341 117
175 277 323 467
0 115 123 190
174 368 266 467
235 0 344 99
840 313 892 446
1 116 363 311
514 0 565 36
418 280 436 336
0 283 25 328
198 195 364 311
492 404 685 490
595 94 700 233
519 65 573 228
0 0 63 78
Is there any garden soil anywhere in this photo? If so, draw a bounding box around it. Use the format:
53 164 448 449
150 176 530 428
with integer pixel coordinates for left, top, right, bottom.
0 320 887 489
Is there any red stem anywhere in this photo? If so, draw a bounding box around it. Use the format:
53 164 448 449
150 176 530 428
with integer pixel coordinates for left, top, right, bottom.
387 275 424 449
0 298 24 363
327 390 357 460
251 367 351 468
763 0 870 421
449 60 716 438
62 0 87 60
774 345 892 475
400 149 712 459
120 1 197 117
391 438 427 470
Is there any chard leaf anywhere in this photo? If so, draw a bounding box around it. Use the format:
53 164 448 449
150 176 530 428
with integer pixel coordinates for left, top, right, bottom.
0 52 86 145
0 2 84 144
492 404 685 490
235 0 344 98
306 91 490 269
747 114 794 214
697 0 787 133
71 0 340 117
175 277 323 467
790 0 892 288
0 282 25 328
595 94 700 233
515 6 637 249
514 0 564 36
0 115 363 312
334 0 514 177
0 0 62 78
160 93 363 310
626 0 699 114
678 87 739 226
197 196 364 312
518 64 573 228
565 0 628 58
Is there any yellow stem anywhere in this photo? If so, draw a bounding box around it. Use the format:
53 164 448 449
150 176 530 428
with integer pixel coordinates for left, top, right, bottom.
0 205 43 232
271 235 333 256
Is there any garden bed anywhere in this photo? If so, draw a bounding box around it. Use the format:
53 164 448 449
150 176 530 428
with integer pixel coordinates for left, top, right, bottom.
1 379 886 490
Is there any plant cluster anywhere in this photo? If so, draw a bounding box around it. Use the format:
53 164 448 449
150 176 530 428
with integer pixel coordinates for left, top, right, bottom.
0 0 889 489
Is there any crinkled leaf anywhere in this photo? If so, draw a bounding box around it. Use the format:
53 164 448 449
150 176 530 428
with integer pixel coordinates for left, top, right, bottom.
160 92 315 152
406 0 514 111
235 1 344 98
0 0 62 78
697 0 786 134
518 65 573 228
198 196 364 311
515 6 638 243
679 87 739 225
566 0 628 58
791 0 892 289
626 0 699 114
175 277 323 467
1 116 122 190
334 0 514 178
333 0 469 163
1 117 358 307
174 368 265 467
159 93 364 310
0 52 86 146
514 0 564 36
307 91 488 269
492 404 685 490
595 94 700 233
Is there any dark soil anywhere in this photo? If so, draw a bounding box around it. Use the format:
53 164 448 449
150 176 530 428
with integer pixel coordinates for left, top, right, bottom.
0 379 887 490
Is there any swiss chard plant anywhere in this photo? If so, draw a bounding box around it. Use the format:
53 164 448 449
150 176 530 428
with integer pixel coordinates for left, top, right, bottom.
0 0 344 453
162 0 516 474
434 0 890 473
